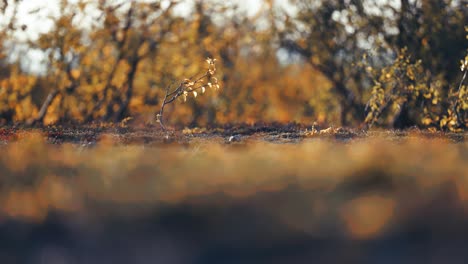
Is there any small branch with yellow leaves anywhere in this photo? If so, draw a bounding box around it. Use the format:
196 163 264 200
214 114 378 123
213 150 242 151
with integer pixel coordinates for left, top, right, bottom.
156 58 220 130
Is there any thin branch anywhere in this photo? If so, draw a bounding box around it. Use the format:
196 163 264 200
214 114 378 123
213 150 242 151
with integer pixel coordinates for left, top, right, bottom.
27 90 60 126
457 68 467 93
451 67 468 128
156 58 218 130
157 85 171 130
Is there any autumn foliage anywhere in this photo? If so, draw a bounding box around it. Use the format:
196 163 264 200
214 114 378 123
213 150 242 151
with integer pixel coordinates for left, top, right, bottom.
0 0 467 130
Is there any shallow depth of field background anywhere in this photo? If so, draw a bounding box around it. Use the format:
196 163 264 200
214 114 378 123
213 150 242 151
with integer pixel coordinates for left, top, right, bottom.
1 0 468 263
0 0 467 129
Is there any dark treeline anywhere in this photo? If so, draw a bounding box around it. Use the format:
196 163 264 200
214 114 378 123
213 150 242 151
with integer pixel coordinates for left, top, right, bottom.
0 0 467 130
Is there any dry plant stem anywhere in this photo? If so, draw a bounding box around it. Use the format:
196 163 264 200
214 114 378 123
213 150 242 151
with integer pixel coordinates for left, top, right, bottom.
28 90 59 126
158 86 170 130
158 72 211 130
158 82 185 130
453 67 468 127
457 68 467 93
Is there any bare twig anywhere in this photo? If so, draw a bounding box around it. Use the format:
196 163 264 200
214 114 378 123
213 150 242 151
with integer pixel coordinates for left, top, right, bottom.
27 90 60 126
156 58 219 130
457 68 467 93
156 84 171 130
451 67 468 128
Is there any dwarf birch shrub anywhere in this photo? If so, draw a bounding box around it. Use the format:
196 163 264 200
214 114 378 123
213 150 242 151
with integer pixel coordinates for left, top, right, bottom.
440 27 468 131
365 49 442 129
366 26 468 131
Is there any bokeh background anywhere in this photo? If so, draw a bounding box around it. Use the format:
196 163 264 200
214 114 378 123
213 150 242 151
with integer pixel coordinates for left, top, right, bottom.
0 0 467 129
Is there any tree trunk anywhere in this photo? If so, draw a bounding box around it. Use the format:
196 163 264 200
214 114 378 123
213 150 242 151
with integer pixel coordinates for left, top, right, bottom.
113 56 139 121
334 81 365 126
27 90 60 126
391 102 412 129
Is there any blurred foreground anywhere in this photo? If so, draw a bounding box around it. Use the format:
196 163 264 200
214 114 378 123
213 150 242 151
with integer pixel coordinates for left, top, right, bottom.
0 131 468 263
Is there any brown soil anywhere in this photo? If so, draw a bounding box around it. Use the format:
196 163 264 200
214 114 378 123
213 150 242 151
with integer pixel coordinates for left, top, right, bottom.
1 123 466 145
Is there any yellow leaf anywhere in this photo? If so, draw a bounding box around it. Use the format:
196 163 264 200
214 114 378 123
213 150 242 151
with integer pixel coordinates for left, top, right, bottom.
71 69 80 79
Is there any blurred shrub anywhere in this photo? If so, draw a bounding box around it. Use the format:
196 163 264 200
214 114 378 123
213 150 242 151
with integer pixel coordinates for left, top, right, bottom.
279 0 468 129
0 0 466 129
365 27 468 131
365 49 442 128
0 67 37 123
